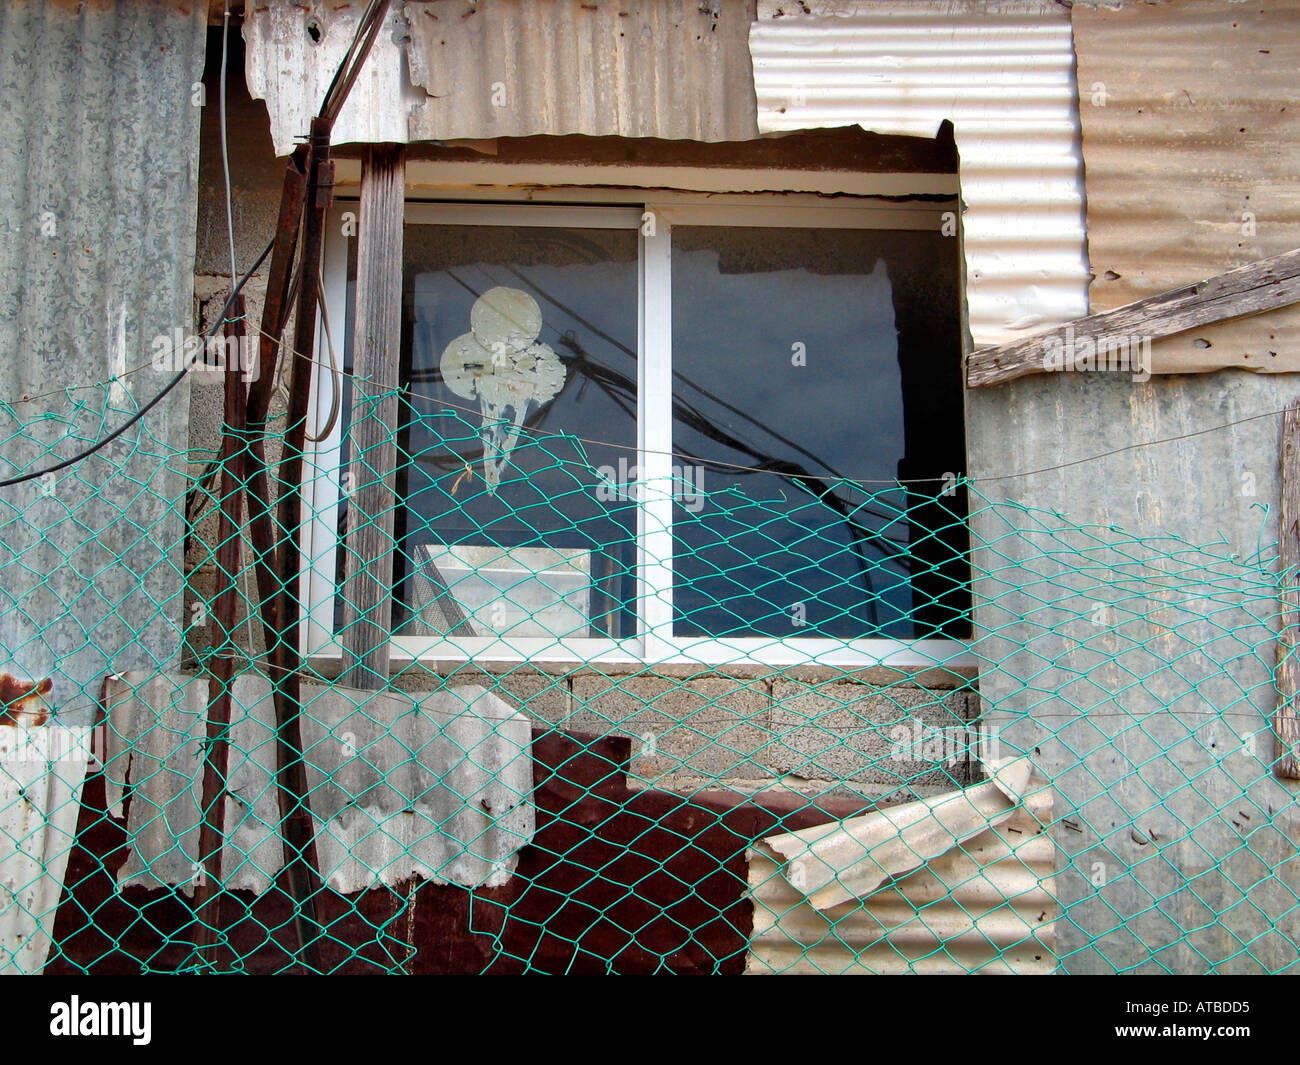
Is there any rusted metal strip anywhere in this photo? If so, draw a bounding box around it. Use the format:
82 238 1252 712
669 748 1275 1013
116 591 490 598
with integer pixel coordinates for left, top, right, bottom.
1275 398 1300 780
256 3 389 969
192 296 249 968
270 114 334 970
244 146 308 663
237 144 325 966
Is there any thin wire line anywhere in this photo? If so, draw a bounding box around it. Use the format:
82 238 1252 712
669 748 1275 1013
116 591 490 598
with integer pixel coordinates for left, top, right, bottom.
305 262 341 444
42 688 1282 729
972 405 1292 484
8 317 1294 491
11 364 1292 493
405 391 1293 488
220 3 237 294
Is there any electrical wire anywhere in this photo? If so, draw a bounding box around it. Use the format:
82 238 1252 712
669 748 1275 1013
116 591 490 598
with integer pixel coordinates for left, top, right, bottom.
318 0 389 123
305 262 342 444
9 266 1296 493
188 262 341 527
424 266 909 541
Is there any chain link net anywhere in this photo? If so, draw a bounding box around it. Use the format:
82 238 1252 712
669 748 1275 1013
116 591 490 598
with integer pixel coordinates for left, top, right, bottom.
1 378 1297 975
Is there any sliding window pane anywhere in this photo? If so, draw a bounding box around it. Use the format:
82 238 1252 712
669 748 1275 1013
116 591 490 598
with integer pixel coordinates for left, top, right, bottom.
337 223 640 642
670 226 968 641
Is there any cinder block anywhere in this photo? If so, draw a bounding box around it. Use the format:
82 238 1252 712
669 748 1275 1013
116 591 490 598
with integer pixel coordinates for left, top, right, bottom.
570 674 771 783
765 681 975 791
389 667 572 726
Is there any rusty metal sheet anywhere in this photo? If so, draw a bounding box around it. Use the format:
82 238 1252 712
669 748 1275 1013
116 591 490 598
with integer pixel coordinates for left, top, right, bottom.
749 0 1090 349
103 672 534 895
244 0 759 157
745 774 1056 974
1072 0 1300 373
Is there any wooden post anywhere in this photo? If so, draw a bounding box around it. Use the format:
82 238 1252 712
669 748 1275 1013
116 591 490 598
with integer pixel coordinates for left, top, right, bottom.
340 144 406 689
1275 398 1300 780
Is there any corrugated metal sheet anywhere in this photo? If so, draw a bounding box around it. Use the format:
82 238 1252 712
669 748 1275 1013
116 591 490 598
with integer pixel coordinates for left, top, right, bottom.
962 0 1300 971
0 0 205 723
0 724 92 974
1072 0 1300 373
244 0 759 157
746 781 1055 974
748 0 1089 349
244 0 412 155
103 672 534 894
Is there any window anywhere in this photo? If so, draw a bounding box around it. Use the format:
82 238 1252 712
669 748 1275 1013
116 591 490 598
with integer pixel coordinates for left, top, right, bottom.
303 191 969 668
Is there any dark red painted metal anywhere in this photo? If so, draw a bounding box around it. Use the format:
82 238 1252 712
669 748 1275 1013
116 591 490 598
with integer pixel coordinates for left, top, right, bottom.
49 727 874 975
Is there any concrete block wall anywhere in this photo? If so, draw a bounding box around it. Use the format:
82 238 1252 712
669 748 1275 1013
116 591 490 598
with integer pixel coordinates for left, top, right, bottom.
366 662 981 801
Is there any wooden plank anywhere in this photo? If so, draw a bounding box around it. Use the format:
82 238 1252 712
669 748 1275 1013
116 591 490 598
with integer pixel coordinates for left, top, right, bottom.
966 247 1300 387
340 144 406 689
1275 398 1300 781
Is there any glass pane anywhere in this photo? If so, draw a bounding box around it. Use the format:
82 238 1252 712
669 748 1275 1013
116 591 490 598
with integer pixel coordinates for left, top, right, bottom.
670 226 968 641
337 222 640 642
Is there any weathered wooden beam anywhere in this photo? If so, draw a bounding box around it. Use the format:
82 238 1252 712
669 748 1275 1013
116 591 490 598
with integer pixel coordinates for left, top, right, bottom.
340 144 406 690
967 247 1300 388
1275 398 1300 781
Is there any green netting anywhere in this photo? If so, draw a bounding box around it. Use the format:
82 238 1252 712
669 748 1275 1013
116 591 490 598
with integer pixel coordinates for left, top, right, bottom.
1 372 1298 975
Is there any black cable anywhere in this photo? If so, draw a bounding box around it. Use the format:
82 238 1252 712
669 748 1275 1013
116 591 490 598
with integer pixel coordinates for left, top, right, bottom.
0 235 276 490
319 0 389 123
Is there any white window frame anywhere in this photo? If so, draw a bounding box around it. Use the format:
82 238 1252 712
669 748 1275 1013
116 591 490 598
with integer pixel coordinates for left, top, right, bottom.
302 185 974 671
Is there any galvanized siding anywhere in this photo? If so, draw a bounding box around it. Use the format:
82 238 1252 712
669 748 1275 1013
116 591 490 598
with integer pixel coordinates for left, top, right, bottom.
967 368 1300 974
245 0 760 157
748 0 1090 349
0 0 207 721
0 726 92 974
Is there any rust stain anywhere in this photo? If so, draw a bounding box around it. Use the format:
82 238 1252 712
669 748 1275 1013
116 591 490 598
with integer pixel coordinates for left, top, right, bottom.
0 674 53 728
